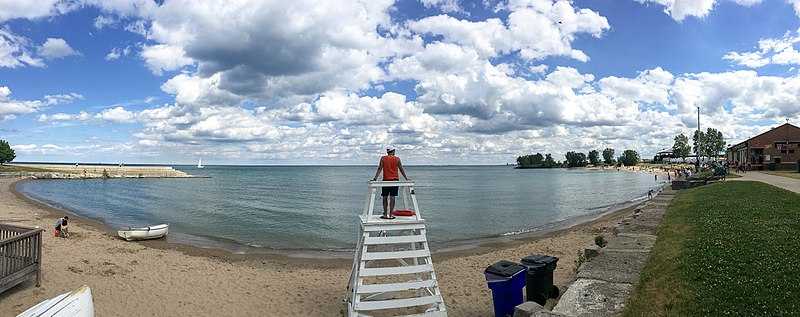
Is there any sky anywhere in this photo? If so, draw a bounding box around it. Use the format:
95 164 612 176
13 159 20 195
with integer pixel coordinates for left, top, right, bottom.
1 0 800 165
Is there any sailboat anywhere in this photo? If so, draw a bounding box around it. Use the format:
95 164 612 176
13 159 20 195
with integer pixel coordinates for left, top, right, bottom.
197 159 204 169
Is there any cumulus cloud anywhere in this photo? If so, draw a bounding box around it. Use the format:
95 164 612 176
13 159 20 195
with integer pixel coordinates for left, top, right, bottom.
96 106 137 123
724 28 800 68
8 0 800 162
1 87 82 121
634 0 769 21
0 28 44 68
140 44 193 74
37 38 79 59
38 111 92 122
0 0 80 22
408 1 609 62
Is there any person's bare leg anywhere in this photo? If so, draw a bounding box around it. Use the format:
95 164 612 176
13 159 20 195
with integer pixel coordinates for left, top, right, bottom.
389 196 396 214
382 196 389 217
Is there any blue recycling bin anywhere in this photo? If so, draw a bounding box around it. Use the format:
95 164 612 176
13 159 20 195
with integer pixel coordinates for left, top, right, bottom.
485 260 528 317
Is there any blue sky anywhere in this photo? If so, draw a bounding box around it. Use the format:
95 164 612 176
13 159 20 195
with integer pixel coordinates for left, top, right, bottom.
1 0 800 164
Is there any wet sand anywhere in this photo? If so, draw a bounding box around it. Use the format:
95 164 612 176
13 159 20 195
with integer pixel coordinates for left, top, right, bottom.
0 177 645 316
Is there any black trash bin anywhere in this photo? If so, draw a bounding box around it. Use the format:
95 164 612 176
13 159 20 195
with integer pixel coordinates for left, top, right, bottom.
520 255 559 305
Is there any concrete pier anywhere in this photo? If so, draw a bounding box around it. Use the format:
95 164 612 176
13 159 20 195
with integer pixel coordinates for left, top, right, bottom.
5 163 193 179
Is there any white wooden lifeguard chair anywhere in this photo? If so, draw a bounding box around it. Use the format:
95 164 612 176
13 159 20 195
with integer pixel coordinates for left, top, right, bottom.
346 180 447 317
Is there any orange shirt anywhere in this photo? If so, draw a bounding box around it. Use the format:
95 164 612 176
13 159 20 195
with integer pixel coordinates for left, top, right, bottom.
381 155 399 180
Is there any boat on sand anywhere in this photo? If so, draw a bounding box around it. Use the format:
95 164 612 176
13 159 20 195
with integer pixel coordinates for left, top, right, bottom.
117 224 169 241
17 285 94 317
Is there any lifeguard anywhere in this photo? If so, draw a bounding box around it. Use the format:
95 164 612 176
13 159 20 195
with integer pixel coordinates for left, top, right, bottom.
371 147 410 219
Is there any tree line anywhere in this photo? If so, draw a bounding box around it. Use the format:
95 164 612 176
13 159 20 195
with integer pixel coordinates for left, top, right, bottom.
516 148 640 168
670 128 725 162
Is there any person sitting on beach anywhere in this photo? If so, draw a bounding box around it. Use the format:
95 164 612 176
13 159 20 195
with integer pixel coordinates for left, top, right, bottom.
371 147 410 220
55 216 69 238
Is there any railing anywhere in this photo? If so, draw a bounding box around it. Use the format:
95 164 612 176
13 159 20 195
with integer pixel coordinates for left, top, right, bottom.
0 224 43 294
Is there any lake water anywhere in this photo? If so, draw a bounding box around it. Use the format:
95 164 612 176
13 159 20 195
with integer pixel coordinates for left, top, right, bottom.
16 166 662 252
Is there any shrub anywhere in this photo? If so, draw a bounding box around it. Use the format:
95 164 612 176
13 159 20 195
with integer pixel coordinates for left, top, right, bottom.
594 235 607 248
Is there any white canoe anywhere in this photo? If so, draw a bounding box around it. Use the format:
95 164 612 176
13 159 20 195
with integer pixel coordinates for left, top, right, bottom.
117 223 169 241
18 285 94 317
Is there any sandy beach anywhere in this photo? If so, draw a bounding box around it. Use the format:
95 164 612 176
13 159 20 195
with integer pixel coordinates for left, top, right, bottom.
0 177 644 316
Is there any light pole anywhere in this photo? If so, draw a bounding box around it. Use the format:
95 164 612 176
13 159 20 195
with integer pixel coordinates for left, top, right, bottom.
695 106 700 172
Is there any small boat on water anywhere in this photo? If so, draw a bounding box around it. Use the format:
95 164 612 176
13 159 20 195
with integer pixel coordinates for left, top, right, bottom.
197 158 204 169
18 285 94 317
117 224 169 241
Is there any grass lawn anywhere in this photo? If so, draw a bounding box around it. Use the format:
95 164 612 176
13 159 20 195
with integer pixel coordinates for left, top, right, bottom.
762 170 800 180
623 181 800 316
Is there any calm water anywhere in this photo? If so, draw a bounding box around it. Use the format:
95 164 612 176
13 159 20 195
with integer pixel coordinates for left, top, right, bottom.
16 166 662 251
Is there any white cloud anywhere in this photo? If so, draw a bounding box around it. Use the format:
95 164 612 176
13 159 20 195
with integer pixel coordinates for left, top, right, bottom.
408 1 609 62
93 15 116 29
38 111 92 122
44 93 84 105
788 0 800 17
634 0 766 21
420 0 463 13
105 45 132 61
0 28 43 68
0 87 82 121
140 44 193 75
37 38 79 59
0 0 80 22
0 86 43 120
724 28 800 68
96 106 137 123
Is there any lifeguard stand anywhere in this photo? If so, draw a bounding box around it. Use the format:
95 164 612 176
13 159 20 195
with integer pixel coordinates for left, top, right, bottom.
346 180 447 317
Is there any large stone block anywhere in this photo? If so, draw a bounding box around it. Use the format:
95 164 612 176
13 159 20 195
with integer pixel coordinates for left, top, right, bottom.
605 233 656 252
552 278 632 317
576 250 650 284
514 301 568 317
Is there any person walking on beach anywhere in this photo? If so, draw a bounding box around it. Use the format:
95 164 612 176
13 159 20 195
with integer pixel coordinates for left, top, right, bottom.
371 147 410 220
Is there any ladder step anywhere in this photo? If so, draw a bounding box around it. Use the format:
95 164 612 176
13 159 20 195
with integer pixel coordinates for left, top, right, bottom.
397 312 447 317
355 295 443 311
360 264 434 277
363 223 426 232
357 279 437 294
362 249 430 261
364 235 427 245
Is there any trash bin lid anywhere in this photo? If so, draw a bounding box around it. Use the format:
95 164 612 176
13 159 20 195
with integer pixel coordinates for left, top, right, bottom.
485 260 526 277
521 254 559 266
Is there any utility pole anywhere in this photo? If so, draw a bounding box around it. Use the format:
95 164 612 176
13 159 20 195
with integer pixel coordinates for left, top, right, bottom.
696 106 700 172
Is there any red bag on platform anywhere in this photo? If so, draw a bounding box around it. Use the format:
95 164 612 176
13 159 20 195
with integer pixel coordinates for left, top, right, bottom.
391 209 416 217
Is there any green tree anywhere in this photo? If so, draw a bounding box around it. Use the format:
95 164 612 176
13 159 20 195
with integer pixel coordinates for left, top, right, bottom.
565 151 588 168
544 154 556 168
619 149 640 166
516 153 554 168
693 130 706 160
703 128 725 158
602 148 615 165
672 133 691 162
588 150 600 165
0 140 15 165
